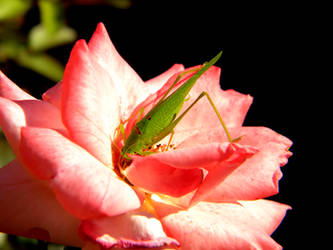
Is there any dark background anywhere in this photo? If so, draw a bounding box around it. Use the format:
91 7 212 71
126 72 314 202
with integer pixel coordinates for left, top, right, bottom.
4 0 306 248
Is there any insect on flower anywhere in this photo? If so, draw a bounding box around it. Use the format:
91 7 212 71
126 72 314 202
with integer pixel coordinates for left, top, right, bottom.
116 51 240 165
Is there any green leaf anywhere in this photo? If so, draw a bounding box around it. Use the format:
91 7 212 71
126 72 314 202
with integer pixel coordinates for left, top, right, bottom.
0 0 32 21
28 24 77 51
38 0 64 34
0 40 22 62
16 50 64 82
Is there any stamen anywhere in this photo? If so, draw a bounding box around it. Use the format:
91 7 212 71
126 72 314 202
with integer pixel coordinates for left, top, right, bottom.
142 143 177 154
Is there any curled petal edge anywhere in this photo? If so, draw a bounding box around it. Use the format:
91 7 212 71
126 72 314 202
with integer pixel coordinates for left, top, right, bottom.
79 211 180 249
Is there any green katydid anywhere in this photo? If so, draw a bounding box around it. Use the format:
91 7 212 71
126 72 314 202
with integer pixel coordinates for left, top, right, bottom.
120 51 236 160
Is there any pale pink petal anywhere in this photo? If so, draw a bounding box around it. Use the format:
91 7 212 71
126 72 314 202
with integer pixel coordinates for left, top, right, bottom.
87 22 146 117
154 200 286 250
144 142 254 169
0 70 35 100
237 126 292 149
238 199 291 235
19 127 141 219
42 81 62 109
15 100 65 130
87 24 186 125
190 143 258 205
144 64 185 89
62 38 120 166
0 160 83 247
125 155 203 197
89 24 186 122
0 98 26 154
204 126 292 202
0 97 64 155
79 210 179 249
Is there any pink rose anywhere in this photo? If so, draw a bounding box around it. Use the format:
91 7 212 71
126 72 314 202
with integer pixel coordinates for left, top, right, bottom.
0 23 292 249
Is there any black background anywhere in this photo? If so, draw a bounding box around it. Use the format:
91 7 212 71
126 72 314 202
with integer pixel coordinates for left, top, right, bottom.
4 0 307 248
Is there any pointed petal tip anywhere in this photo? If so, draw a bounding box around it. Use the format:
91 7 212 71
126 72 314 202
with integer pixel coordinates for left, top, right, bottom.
96 22 107 31
42 81 62 108
89 22 109 45
74 39 89 53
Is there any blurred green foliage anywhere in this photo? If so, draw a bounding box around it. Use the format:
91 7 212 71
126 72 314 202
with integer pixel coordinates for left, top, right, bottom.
0 0 132 82
0 129 14 168
0 232 80 249
28 25 77 52
29 1 77 52
0 0 76 82
0 0 32 21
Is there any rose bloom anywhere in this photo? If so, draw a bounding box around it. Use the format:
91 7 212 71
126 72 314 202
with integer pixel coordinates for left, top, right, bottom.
0 23 292 250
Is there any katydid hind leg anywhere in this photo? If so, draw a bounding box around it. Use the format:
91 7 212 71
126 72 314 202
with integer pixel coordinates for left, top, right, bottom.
166 130 175 151
167 91 235 142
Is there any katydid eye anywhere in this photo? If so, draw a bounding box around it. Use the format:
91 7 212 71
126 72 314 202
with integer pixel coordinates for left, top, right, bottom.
135 127 142 135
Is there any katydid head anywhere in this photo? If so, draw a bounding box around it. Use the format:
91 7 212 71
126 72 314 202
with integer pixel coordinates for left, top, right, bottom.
120 116 153 157
120 127 143 158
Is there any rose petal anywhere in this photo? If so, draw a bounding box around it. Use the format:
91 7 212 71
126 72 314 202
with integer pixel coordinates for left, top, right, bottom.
204 126 293 202
190 143 258 205
0 97 64 155
62 38 120 166
238 199 291 235
0 70 35 100
0 98 26 154
16 100 65 130
125 155 203 197
43 30 178 117
173 66 253 143
20 127 141 219
144 63 185 89
42 81 62 109
79 210 179 249
87 22 146 116
0 160 83 246
88 24 186 121
144 142 254 169
125 142 256 200
154 200 288 250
